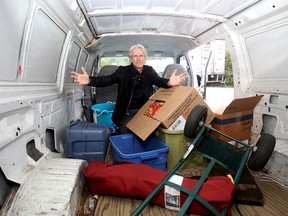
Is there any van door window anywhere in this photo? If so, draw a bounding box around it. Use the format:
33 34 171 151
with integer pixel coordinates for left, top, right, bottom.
146 57 174 77
179 56 188 69
66 42 81 83
99 57 129 74
76 51 88 72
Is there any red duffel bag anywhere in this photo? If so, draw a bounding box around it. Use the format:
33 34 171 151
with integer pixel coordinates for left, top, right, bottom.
82 160 235 216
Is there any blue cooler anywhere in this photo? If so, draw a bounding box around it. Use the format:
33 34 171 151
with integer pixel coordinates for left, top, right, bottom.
109 134 169 171
66 119 110 162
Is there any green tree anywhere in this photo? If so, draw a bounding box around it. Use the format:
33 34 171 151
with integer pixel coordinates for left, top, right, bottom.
225 47 233 86
100 58 110 66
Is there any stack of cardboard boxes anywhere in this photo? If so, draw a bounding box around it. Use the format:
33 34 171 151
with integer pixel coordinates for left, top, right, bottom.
127 86 262 143
125 86 262 169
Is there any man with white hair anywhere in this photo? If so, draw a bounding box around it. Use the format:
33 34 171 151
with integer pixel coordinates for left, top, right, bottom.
71 44 187 134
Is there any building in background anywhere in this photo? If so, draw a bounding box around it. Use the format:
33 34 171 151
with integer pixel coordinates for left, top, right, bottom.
190 39 226 84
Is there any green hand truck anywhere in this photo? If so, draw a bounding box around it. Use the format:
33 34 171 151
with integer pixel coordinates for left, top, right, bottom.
132 105 276 216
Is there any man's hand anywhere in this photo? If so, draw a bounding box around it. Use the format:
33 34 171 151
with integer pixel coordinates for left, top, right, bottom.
71 67 90 85
168 69 188 87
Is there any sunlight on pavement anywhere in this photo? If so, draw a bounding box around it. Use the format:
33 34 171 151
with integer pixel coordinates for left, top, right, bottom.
205 87 234 112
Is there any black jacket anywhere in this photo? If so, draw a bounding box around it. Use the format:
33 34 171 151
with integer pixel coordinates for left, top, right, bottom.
89 64 170 126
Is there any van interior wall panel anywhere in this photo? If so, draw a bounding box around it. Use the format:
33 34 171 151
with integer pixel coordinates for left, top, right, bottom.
225 1 288 96
0 0 93 185
0 0 29 81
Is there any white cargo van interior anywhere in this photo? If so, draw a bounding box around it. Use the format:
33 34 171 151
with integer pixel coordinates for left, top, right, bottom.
1 0 288 215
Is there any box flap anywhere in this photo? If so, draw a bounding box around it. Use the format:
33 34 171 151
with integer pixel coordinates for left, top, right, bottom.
150 87 180 101
152 87 193 122
126 100 162 140
126 113 161 140
127 86 215 140
219 95 263 115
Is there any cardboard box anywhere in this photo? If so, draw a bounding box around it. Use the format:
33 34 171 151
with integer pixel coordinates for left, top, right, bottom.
127 86 215 140
211 95 263 142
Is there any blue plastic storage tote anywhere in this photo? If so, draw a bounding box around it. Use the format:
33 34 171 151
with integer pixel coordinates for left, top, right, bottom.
91 103 115 126
66 119 110 162
109 134 169 171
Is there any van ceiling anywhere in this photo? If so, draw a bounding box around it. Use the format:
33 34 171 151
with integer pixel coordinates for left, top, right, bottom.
78 0 260 38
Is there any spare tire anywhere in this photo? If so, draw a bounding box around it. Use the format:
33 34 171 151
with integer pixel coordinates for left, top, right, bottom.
247 133 276 172
184 105 207 139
